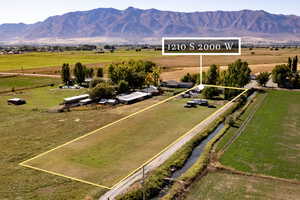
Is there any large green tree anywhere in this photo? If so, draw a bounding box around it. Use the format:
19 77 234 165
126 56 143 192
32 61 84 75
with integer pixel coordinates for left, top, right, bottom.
223 59 251 99
73 62 86 85
272 56 299 88
206 64 219 85
272 64 291 87
61 63 71 84
89 82 115 100
202 64 220 99
224 59 251 87
108 60 158 89
292 56 298 73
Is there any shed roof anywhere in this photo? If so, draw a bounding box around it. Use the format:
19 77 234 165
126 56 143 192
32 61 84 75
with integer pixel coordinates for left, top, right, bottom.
117 92 151 102
64 94 89 102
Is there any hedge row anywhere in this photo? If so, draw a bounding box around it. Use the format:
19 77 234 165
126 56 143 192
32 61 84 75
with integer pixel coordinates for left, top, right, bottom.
116 101 240 200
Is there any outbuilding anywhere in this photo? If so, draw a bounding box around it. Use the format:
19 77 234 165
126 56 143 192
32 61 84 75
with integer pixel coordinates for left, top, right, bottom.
64 94 89 105
140 86 160 96
117 92 151 104
79 98 93 106
161 80 194 88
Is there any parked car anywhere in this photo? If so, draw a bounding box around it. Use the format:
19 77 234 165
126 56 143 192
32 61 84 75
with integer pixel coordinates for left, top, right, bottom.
185 100 198 108
7 98 26 105
182 93 191 98
184 103 196 108
208 104 216 108
107 99 118 106
98 99 108 105
192 99 208 106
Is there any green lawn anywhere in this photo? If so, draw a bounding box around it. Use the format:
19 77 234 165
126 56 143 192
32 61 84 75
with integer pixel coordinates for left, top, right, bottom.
0 50 161 71
0 76 61 92
185 171 300 200
25 97 221 188
220 90 300 180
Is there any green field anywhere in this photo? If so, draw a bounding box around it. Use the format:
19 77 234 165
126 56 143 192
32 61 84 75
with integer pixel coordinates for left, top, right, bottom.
220 90 300 180
0 76 60 92
0 84 177 199
215 92 266 152
185 171 300 200
24 95 221 188
0 50 161 71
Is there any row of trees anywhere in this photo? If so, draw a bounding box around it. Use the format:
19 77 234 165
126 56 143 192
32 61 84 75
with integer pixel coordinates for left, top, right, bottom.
61 63 104 85
181 59 252 99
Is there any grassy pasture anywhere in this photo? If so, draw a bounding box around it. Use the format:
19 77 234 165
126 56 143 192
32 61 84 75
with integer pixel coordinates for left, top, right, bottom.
0 85 175 199
220 90 300 180
0 76 60 92
185 171 300 200
215 92 266 152
0 50 161 71
24 95 222 188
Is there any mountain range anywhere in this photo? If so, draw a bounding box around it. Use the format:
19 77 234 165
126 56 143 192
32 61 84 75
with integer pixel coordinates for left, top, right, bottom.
1 7 300 44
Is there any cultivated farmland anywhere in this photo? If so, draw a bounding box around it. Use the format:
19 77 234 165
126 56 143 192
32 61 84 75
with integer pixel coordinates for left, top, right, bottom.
0 50 161 71
1 48 300 81
220 90 300 180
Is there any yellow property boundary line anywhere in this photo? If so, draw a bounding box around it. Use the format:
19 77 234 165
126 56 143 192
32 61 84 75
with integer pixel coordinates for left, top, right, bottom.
19 84 248 190
110 87 248 189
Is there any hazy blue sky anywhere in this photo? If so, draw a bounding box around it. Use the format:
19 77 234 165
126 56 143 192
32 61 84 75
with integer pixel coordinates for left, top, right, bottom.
1 0 300 24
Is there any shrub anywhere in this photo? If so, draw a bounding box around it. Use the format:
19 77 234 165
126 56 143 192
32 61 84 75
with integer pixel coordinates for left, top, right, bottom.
118 80 130 94
89 82 115 100
256 72 270 87
89 78 105 88
202 87 219 99
225 115 235 127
